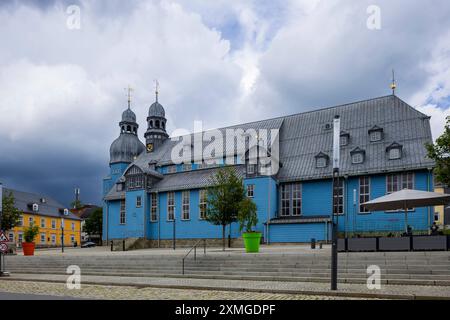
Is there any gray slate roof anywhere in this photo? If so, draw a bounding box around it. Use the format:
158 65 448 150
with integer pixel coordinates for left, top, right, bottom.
277 95 434 182
104 95 435 198
152 165 246 192
3 188 81 220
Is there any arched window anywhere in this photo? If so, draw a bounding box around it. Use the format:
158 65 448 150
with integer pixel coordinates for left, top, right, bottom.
149 120 153 128
162 121 165 129
156 120 160 128
127 125 131 132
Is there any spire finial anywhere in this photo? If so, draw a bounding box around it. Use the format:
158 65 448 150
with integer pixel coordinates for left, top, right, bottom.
390 69 397 95
154 79 159 103
125 85 133 109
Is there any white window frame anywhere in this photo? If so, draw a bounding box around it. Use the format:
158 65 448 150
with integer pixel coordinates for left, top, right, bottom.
199 189 207 220
119 199 126 225
18 215 23 226
280 184 291 217
150 193 158 222
18 233 23 244
40 233 46 244
167 192 175 221
316 157 327 168
136 195 142 208
389 148 401 160
51 219 56 229
28 217 34 225
333 179 344 215
40 218 46 228
51 234 56 244
386 172 415 212
359 176 370 214
247 163 256 175
182 191 190 220
292 183 302 216
247 184 255 198
370 131 382 142
352 153 364 164
8 233 14 242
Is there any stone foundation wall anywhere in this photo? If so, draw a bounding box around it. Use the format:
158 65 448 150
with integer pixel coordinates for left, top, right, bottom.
104 237 245 251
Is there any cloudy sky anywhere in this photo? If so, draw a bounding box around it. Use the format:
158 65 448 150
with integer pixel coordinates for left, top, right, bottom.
0 0 449 206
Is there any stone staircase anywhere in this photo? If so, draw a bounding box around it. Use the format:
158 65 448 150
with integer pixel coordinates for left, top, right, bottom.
3 251 450 286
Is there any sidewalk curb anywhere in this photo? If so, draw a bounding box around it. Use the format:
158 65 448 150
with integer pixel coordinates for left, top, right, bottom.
2 276 449 300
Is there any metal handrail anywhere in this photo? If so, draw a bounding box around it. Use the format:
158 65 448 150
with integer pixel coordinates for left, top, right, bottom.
182 239 206 275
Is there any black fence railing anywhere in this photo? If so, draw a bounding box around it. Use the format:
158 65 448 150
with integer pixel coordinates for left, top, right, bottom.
338 235 450 252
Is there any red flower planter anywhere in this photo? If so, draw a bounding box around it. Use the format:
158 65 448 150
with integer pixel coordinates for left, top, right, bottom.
22 242 35 256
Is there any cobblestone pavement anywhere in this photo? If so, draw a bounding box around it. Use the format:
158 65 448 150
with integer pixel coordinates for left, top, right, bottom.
0 280 362 300
5 273 450 299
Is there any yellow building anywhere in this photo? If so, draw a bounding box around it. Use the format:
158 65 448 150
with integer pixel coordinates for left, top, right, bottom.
3 187 81 247
434 183 449 227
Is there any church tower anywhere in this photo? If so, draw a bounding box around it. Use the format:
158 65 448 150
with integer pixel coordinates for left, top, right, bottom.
108 89 145 186
144 83 169 152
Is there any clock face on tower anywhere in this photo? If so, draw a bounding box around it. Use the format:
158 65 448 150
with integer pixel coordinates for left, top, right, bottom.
146 143 154 153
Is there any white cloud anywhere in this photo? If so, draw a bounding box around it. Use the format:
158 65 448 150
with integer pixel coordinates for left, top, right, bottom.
416 104 450 142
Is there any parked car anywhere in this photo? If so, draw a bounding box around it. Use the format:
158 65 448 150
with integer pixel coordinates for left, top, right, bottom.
81 242 96 248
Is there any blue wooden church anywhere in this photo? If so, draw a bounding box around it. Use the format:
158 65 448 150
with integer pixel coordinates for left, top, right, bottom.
102 92 435 246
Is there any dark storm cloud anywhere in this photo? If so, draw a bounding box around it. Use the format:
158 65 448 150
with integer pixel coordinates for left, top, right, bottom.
0 141 106 206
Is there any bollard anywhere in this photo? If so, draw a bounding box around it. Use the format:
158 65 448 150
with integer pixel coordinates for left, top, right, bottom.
311 238 316 249
123 240 125 251
319 242 323 249
110 241 113 252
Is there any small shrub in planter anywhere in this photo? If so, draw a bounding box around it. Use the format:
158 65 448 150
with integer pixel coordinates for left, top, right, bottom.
22 224 39 256
237 198 261 253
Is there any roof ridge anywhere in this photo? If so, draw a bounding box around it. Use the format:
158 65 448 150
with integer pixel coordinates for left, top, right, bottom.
166 95 395 140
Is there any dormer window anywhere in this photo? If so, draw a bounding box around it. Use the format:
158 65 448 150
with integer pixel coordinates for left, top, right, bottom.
315 152 329 168
386 142 403 160
340 131 350 146
40 198 46 204
350 147 365 164
369 125 383 142
32 203 39 212
247 163 257 175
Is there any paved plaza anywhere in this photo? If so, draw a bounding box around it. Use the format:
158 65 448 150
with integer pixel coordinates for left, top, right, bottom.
2 244 450 300
0 280 362 300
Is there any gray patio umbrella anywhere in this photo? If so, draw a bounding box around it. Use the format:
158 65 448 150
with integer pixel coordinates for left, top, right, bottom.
362 189 450 233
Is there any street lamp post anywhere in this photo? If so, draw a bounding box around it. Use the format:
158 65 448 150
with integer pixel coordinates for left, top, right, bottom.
173 208 176 250
61 218 65 253
331 115 341 291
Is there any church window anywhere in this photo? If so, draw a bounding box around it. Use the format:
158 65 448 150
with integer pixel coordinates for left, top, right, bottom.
136 196 142 208
359 176 370 214
182 191 190 220
149 120 153 128
167 192 175 221
199 189 207 220
247 184 254 198
120 200 126 224
127 125 131 132
156 120 160 128
126 166 145 190
332 179 344 215
150 193 158 221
